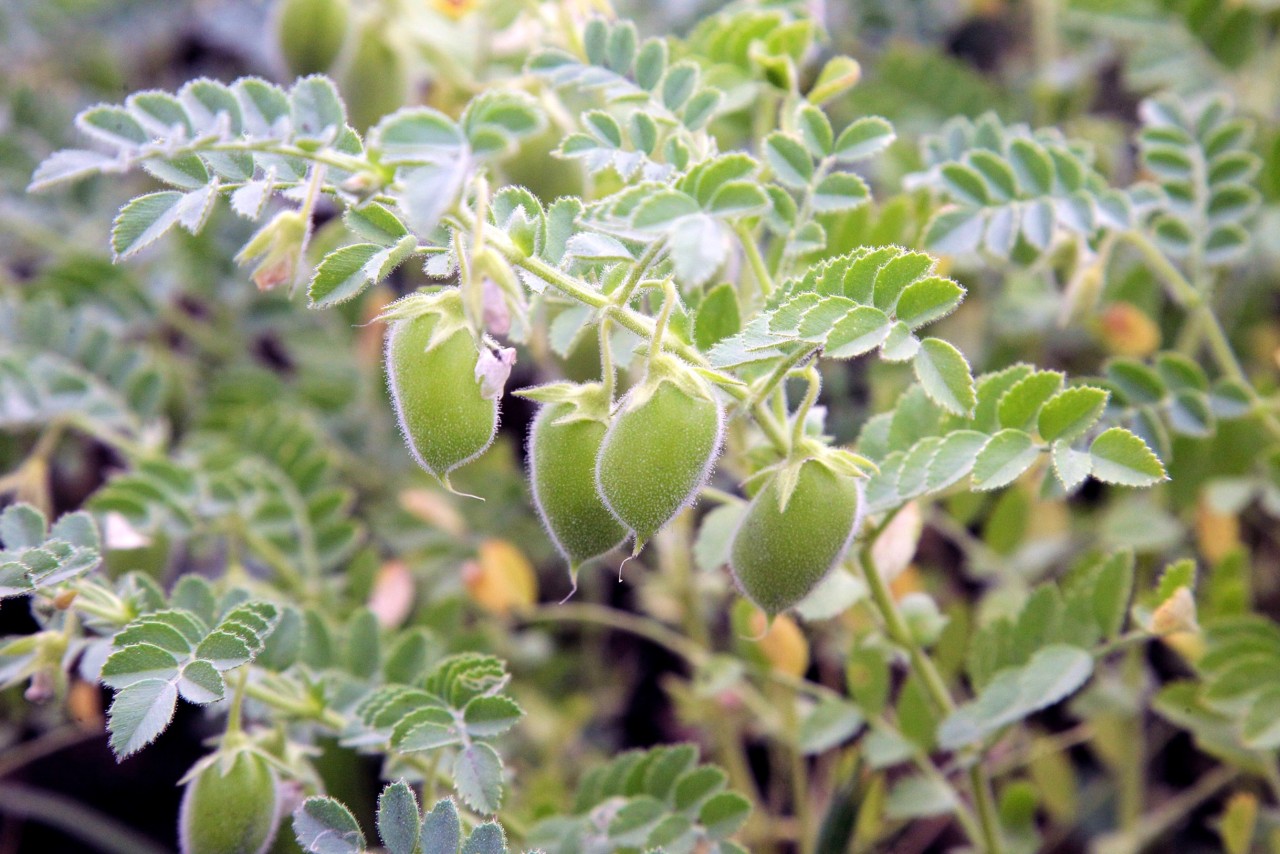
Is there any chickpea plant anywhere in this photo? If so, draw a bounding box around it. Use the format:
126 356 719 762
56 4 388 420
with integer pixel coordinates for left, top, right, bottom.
8 1 1280 852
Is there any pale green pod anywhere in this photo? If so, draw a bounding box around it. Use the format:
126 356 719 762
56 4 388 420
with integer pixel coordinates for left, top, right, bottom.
386 312 499 491
595 373 724 552
178 750 281 854
277 0 349 76
529 398 628 578
730 459 861 617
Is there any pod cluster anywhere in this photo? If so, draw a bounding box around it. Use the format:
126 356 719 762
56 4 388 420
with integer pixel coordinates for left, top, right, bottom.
526 357 725 583
384 293 864 615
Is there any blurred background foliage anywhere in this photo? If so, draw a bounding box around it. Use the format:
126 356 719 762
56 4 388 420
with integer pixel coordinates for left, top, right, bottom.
4 0 1280 852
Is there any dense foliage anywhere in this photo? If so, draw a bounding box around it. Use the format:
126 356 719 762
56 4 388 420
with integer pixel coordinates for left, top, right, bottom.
4 0 1280 852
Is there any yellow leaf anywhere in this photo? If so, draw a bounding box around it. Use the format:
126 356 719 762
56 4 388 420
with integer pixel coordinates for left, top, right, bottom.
465 539 538 615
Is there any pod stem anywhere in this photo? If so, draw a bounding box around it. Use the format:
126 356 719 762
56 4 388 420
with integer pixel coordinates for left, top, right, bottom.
646 278 679 367
598 316 616 404
789 365 822 453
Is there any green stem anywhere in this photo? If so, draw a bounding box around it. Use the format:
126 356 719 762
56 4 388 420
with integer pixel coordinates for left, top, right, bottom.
789 365 822 452
614 238 667 307
857 544 1004 854
598 316 616 404
734 221 777 300
1120 230 1280 439
0 782 171 854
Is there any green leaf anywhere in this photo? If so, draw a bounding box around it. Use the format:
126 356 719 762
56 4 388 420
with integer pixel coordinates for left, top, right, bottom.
454 743 503 814
608 797 665 846
798 698 864 754
694 284 742 350
1090 428 1166 487
1037 386 1109 443
309 237 415 308
673 766 727 811
632 190 700 229
421 799 462 854
923 208 985 254
1155 558 1196 604
290 76 347 141
938 645 1093 749
461 823 507 854
294 796 366 854
913 338 975 416
940 163 989 205
111 190 213 260
345 203 410 245
1094 551 1135 640
885 775 957 819
177 660 224 705
643 744 700 800
708 182 769 217
824 306 891 358
107 678 178 758
796 105 833 156
0 504 47 549
998 370 1063 431
1051 442 1092 491
972 429 1039 490
378 781 421 854
811 173 869 212
894 276 964 329
463 695 523 737
699 792 751 840
372 107 464 163
833 116 895 162
100 643 180 689
764 133 813 188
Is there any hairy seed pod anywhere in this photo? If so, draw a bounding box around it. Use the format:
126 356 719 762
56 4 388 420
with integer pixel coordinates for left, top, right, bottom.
529 394 628 578
277 0 349 76
596 366 723 552
179 749 281 854
730 459 860 617
386 308 499 493
342 21 406 132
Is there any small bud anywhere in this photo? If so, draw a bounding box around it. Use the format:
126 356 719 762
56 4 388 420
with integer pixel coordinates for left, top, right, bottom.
474 346 516 401
235 210 307 292
1099 302 1161 357
1195 498 1241 565
53 588 77 610
482 277 512 336
24 670 55 704
1152 586 1199 636
367 560 415 628
398 488 468 538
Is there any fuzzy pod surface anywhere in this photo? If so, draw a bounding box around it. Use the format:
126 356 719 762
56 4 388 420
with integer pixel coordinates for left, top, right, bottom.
596 376 723 550
386 312 499 486
529 400 628 574
730 459 860 616
276 0 348 76
178 750 281 854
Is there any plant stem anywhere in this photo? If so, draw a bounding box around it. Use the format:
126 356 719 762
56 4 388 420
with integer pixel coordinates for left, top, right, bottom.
857 544 1004 854
734 221 777 300
614 238 666 306
1119 230 1280 439
789 366 822 452
0 782 171 854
